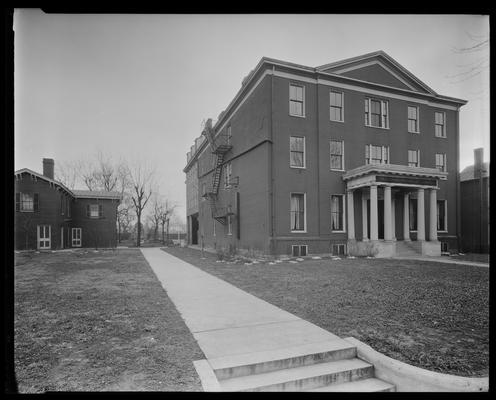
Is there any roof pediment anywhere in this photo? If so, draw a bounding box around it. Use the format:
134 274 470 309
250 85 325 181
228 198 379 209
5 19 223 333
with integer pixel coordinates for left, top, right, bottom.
317 51 436 95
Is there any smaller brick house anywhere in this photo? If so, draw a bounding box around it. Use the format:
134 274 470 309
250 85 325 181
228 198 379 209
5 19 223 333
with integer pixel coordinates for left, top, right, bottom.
460 148 489 253
14 158 121 250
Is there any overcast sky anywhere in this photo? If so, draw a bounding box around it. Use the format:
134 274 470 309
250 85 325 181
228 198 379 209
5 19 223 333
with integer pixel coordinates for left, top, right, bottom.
14 11 489 218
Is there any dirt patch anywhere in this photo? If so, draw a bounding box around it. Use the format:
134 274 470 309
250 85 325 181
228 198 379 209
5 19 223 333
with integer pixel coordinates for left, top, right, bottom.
14 249 204 392
163 246 489 378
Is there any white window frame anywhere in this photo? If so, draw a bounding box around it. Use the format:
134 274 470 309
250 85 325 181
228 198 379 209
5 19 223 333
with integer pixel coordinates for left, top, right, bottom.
89 204 100 218
437 200 448 233
201 183 207 201
330 139 345 171
227 125 232 145
365 98 389 129
72 227 82 247
330 194 346 233
408 149 420 167
227 206 233 236
434 111 446 138
332 243 347 256
291 245 308 257
330 90 344 122
407 105 420 133
435 153 447 172
366 144 390 165
20 192 34 212
37 225 51 250
289 83 305 118
224 162 232 188
290 192 307 233
289 136 306 169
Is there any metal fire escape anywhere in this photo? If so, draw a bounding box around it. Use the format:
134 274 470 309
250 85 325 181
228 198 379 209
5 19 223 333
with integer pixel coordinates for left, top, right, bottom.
201 118 234 225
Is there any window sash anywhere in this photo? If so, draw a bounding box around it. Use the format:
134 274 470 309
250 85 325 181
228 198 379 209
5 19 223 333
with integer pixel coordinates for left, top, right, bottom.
366 145 389 165
435 112 446 137
330 195 343 231
437 200 447 231
408 150 419 167
20 193 34 211
330 140 343 170
289 85 304 116
435 153 446 171
365 98 388 128
330 91 343 121
290 137 305 167
290 194 305 231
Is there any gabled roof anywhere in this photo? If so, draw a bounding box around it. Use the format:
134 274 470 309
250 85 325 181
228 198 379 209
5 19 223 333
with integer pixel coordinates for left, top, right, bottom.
14 168 122 200
316 50 437 95
460 162 490 182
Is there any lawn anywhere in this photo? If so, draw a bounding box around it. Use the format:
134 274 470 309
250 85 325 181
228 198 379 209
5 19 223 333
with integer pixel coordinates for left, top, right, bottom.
163 246 489 378
14 249 204 392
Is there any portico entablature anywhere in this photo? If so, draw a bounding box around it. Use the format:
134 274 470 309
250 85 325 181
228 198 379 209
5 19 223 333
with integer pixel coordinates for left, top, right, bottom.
342 163 448 190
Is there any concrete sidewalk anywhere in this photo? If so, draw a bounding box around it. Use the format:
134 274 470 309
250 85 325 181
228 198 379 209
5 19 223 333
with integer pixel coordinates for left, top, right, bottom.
140 248 346 360
391 256 489 268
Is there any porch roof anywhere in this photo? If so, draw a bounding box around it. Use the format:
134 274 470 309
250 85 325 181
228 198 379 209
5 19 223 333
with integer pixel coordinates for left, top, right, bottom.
343 163 448 181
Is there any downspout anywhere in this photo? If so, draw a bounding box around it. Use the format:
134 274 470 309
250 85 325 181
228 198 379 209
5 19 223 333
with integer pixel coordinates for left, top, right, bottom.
456 106 461 252
316 73 321 238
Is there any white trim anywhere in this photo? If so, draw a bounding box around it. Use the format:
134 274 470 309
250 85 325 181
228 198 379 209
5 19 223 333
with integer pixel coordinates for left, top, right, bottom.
290 192 307 233
290 136 306 169
291 244 308 257
289 82 306 118
37 225 51 249
329 89 345 122
72 227 82 247
434 111 447 138
408 149 420 168
330 194 346 233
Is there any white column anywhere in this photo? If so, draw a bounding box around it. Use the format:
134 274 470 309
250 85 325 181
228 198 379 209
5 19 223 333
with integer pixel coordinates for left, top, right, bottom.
384 186 392 241
362 193 368 241
370 185 378 241
403 193 410 241
391 196 396 240
429 188 438 241
347 190 355 240
417 188 425 241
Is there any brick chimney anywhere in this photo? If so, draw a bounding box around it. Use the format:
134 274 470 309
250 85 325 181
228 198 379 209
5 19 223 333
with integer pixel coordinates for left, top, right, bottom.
42 158 54 180
474 148 483 178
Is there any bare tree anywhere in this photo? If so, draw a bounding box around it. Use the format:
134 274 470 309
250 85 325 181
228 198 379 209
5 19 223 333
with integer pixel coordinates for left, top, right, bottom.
55 160 80 190
158 199 176 245
448 31 489 84
127 161 155 247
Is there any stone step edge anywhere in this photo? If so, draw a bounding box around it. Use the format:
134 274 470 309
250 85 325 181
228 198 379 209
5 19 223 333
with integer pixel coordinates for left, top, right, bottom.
219 358 374 392
308 377 396 392
208 339 357 380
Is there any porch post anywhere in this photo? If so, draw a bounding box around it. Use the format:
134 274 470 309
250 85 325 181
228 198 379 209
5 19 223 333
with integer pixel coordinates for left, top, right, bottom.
403 192 410 241
391 195 396 240
417 188 425 241
362 192 368 241
429 188 438 241
347 189 355 240
384 186 392 241
370 185 378 241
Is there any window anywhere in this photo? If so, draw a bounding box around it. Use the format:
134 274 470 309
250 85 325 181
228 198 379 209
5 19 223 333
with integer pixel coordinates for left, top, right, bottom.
330 91 344 122
437 200 447 231
330 195 345 232
72 228 82 247
291 245 308 257
227 206 233 235
435 153 447 172
409 199 417 231
87 204 103 218
202 183 207 200
227 125 232 145
224 162 232 188
38 225 51 249
365 145 389 165
441 242 449 253
435 112 446 137
408 106 419 133
290 193 306 232
330 140 344 170
332 243 347 256
19 193 34 212
365 98 388 128
408 150 420 167
289 84 305 117
290 136 305 168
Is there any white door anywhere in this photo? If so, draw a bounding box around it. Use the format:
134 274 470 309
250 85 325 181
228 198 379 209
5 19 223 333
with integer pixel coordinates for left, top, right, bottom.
37 225 51 249
72 228 82 247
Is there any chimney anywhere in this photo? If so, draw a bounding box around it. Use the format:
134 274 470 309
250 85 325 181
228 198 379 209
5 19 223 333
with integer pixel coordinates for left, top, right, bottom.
42 158 54 180
474 148 484 178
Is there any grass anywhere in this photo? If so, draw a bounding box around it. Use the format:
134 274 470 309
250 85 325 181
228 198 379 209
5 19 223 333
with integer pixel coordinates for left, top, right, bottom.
14 249 204 392
163 246 489 378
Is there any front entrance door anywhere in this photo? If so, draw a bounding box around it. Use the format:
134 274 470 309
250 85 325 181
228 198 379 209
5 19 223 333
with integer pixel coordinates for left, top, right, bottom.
366 200 385 240
37 225 51 249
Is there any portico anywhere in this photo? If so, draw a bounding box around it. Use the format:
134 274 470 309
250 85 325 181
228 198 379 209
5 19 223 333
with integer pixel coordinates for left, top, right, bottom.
343 164 448 258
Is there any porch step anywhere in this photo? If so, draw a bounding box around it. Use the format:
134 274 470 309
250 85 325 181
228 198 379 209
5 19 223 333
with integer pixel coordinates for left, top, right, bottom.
395 241 421 256
308 377 396 392
218 358 374 391
209 339 356 380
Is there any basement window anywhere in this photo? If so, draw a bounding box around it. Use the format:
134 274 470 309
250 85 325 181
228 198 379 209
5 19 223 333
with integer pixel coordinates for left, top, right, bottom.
332 244 346 256
441 242 449 253
291 245 308 257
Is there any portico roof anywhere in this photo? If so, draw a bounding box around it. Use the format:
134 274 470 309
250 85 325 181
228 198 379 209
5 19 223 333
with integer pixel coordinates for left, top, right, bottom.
343 163 448 190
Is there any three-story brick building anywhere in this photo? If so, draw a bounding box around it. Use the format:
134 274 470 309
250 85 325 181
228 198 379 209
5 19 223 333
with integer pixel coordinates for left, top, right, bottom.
184 51 467 257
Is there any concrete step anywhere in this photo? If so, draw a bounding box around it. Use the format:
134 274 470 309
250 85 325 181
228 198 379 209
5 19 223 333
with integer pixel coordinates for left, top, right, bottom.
218 358 374 392
308 377 396 392
209 339 357 380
